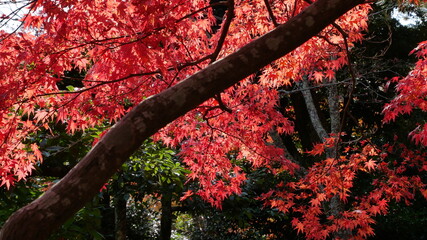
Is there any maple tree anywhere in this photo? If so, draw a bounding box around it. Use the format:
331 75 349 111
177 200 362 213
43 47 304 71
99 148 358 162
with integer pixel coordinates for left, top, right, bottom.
0 0 426 239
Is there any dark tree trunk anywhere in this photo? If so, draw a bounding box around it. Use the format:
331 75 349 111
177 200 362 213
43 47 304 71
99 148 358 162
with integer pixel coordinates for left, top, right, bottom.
290 91 321 150
114 196 127 240
0 0 365 239
159 191 173 240
100 192 115 240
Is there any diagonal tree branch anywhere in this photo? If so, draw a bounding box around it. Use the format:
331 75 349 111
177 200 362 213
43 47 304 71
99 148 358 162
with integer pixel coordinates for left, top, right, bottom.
0 0 365 239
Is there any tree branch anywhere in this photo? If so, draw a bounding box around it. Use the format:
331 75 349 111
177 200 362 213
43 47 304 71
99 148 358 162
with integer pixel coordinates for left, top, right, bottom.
263 0 279 27
210 0 235 62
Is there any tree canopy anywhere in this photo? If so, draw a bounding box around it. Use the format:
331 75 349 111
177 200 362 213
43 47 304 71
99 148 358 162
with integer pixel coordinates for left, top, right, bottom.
0 0 426 239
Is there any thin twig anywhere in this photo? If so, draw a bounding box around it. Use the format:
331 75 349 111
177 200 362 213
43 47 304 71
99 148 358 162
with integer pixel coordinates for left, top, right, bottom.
332 22 355 135
278 79 351 94
263 0 279 27
316 34 342 48
0 0 37 41
17 55 211 102
50 2 229 55
331 22 357 157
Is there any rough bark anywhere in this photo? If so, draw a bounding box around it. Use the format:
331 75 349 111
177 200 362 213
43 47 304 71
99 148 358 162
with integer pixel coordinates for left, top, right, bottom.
0 0 364 239
326 77 354 239
327 77 341 158
327 77 341 135
300 78 329 140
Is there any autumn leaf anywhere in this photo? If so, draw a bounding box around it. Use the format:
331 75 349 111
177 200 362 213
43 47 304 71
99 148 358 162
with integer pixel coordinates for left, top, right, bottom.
364 160 377 172
313 71 324 82
307 143 325 156
292 218 305 234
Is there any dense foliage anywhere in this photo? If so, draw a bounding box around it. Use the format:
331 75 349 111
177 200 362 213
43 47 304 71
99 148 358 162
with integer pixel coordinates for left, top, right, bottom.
0 0 426 239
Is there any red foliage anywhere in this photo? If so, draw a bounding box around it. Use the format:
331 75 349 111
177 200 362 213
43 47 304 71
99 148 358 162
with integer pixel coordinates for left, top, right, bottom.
384 41 427 146
261 143 427 239
0 0 426 238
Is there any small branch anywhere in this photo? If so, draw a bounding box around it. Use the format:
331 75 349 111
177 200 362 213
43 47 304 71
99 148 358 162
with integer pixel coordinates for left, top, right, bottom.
0 0 37 41
18 55 211 102
209 0 235 62
206 123 289 168
33 1 234 104
50 2 229 55
214 94 232 113
316 34 342 49
207 0 235 113
263 0 279 27
332 22 356 139
278 79 350 94
178 2 228 24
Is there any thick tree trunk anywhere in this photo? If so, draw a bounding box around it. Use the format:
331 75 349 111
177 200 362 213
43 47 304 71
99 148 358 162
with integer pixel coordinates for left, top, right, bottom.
327 77 341 134
159 191 173 240
300 79 328 140
326 77 352 239
0 0 364 239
